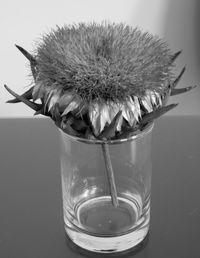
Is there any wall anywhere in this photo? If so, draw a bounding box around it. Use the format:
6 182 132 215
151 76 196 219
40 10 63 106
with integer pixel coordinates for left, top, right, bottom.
1 0 199 117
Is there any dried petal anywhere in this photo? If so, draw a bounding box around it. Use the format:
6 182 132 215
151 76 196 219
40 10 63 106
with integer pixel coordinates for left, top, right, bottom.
15 45 37 80
170 50 182 64
15 44 37 65
141 95 153 112
4 84 41 111
48 93 60 111
122 102 135 126
31 64 37 81
172 66 186 89
7 86 33 103
98 111 122 139
99 103 112 132
32 82 46 101
107 102 122 131
127 96 140 123
45 87 63 112
145 90 157 107
58 93 74 111
133 96 141 119
72 101 88 117
61 100 79 116
50 103 61 121
154 91 162 107
139 103 178 127
89 103 101 135
171 85 197 96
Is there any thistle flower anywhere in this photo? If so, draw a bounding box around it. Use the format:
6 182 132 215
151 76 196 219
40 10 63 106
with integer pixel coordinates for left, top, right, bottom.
5 23 197 140
4 23 197 207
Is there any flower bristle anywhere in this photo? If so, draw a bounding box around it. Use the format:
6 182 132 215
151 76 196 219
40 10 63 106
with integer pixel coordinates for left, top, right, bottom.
36 22 173 103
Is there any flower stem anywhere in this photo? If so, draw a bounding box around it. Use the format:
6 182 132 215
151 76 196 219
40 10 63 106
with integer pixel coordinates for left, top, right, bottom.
102 142 119 208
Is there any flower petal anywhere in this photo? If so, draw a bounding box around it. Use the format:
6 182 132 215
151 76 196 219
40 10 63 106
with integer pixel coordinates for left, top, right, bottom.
47 88 63 112
127 97 140 124
89 103 101 135
32 82 45 101
154 91 162 107
61 100 79 116
89 102 123 135
43 89 53 112
59 93 74 111
146 90 157 106
99 104 111 132
133 96 141 119
141 92 153 112
122 103 134 126
48 94 60 111
108 102 122 131
98 111 122 139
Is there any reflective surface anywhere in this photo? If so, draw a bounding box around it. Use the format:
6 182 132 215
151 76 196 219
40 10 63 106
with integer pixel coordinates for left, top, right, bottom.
0 117 200 257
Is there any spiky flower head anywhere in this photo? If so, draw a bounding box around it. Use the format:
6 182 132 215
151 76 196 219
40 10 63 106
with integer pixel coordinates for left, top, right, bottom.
5 22 197 140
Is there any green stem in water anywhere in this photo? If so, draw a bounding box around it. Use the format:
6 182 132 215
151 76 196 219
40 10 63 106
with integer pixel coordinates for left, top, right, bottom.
102 141 119 208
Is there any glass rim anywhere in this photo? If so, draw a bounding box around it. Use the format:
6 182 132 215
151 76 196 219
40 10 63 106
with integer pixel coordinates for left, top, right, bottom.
58 122 154 145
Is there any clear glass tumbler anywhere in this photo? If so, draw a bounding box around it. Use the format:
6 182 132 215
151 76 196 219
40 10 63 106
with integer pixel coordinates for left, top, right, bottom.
59 123 153 253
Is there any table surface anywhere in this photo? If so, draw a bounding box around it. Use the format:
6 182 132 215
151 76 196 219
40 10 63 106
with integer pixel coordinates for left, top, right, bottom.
0 116 200 258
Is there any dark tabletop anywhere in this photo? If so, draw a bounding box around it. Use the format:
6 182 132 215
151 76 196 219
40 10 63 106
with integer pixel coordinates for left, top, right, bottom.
0 116 200 258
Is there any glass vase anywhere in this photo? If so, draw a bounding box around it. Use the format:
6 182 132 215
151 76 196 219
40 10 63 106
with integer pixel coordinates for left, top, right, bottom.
59 123 154 253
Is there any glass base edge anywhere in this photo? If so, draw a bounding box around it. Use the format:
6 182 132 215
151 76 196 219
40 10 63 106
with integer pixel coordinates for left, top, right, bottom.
64 223 149 253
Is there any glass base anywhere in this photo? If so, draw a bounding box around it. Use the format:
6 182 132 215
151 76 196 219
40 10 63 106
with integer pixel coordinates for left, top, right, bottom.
64 195 150 253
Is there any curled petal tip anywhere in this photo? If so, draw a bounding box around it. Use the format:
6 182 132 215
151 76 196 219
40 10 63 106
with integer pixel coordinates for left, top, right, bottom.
172 103 179 108
6 99 19 103
171 85 197 96
170 49 183 64
188 85 198 90
172 66 186 89
15 44 37 65
140 103 178 126
4 84 40 111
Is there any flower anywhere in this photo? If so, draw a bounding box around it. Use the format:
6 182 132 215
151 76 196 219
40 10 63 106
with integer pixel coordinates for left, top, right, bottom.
5 22 197 140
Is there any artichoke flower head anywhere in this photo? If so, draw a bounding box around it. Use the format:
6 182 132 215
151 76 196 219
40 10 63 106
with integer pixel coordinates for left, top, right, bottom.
5 22 197 140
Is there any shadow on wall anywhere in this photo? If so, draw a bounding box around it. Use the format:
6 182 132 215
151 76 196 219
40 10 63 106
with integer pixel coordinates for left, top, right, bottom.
162 0 200 115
